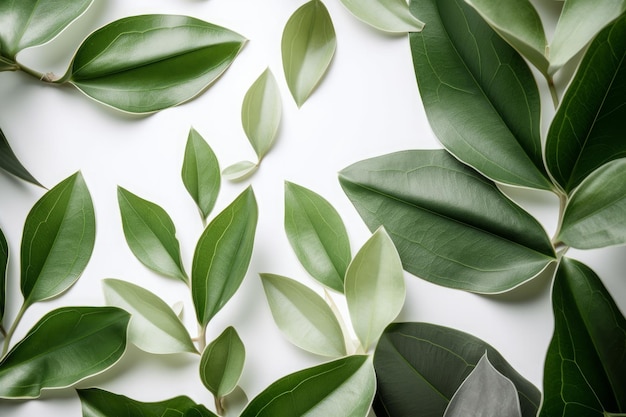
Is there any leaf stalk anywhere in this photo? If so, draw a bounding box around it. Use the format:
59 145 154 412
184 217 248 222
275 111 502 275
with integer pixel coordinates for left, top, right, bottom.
2 303 28 356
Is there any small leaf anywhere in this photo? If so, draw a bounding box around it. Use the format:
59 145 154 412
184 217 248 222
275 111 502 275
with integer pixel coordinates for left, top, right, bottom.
0 307 130 399
182 128 221 220
192 187 258 326
260 273 346 357
103 278 196 354
339 0 425 33
284 181 351 293
0 128 42 187
68 15 246 113
0 228 7 324
200 326 245 398
282 0 336 107
240 355 375 417
21 172 95 306
345 227 405 352
222 161 258 182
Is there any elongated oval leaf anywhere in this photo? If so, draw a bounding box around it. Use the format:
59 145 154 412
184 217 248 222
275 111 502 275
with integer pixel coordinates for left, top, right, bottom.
284 181 351 293
118 186 187 283
540 258 626 416
192 187 258 326
103 278 196 354
345 227 405 352
339 0 424 33
339 150 556 293
545 14 626 193
68 15 246 113
200 326 245 398
260 273 346 357
222 161 258 182
240 355 375 417
0 306 129 399
282 0 336 107
373 322 541 417
0 128 42 186
0 228 7 324
408 0 551 190
21 172 95 306
182 128 221 220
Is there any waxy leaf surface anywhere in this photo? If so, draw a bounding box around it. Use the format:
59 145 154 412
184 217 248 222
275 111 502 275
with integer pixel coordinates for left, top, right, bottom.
69 15 246 113
182 128 221 220
409 0 551 190
222 161 258 182
339 150 555 293
0 228 7 324
0 128 42 186
200 326 245 398
339 0 424 33
0 307 129 398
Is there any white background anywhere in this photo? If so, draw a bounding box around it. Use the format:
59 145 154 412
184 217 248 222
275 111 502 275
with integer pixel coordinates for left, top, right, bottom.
1 0 624 416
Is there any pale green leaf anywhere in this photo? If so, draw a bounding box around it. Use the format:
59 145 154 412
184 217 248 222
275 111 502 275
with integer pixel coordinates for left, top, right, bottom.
0 228 7 324
182 128 221 220
339 0 424 33
0 128 42 187
200 326 245 398
222 161 258 182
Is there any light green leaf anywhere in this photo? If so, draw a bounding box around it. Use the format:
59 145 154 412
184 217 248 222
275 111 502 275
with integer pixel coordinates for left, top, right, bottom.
284 181 351 293
282 0 336 107
0 228 7 325
222 161 258 182
200 326 245 398
117 187 187 283
260 273 346 357
0 128 42 187
339 0 424 33
0 307 129 399
103 278 196 354
408 0 552 190
540 258 626 416
192 187 258 326
339 150 556 294
68 15 246 113
21 172 95 306
240 355 375 417
0 0 93 58
182 128 221 220
345 227 404 352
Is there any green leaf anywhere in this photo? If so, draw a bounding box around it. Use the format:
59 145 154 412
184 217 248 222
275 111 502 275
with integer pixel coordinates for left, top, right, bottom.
408 0 551 190
118 187 188 283
282 0 336 107
339 0 425 33
68 15 246 113
540 258 626 416
102 278 196 354
192 187 258 326
200 326 245 398
259 273 346 357
21 172 95 306
545 14 626 194
182 128 221 220
0 128 42 187
240 355 375 417
0 0 93 58
0 228 7 324
284 181 351 293
345 227 405 352
373 322 541 417
339 150 556 294
222 161 258 182
242 68 282 160
0 307 130 399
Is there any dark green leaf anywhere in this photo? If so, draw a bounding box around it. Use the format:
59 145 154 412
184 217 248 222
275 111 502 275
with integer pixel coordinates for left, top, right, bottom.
339 150 555 293
0 128 42 187
200 326 245 398
182 128 221 220
69 15 246 113
408 0 551 190
0 228 7 324
373 322 541 417
540 258 626 416
0 307 130 399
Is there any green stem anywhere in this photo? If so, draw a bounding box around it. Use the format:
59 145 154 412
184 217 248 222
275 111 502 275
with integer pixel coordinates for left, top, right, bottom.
0 324 6 339
547 75 559 109
2 303 28 356
215 396 225 416
551 191 568 247
197 324 207 352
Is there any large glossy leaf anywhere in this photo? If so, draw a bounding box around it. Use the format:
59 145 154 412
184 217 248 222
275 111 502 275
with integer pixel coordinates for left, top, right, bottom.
21 172 95 306
284 181 351 293
0 0 93 58
0 128 42 186
0 228 7 324
540 258 626 416
373 322 541 417
545 14 626 194
240 355 375 417
408 0 551 190
118 187 187 283
282 0 336 107
68 15 246 113
0 307 129 399
339 0 424 33
192 187 257 326
339 150 556 293
260 273 346 357
182 128 221 220
345 228 405 352
200 326 245 398
103 278 196 354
